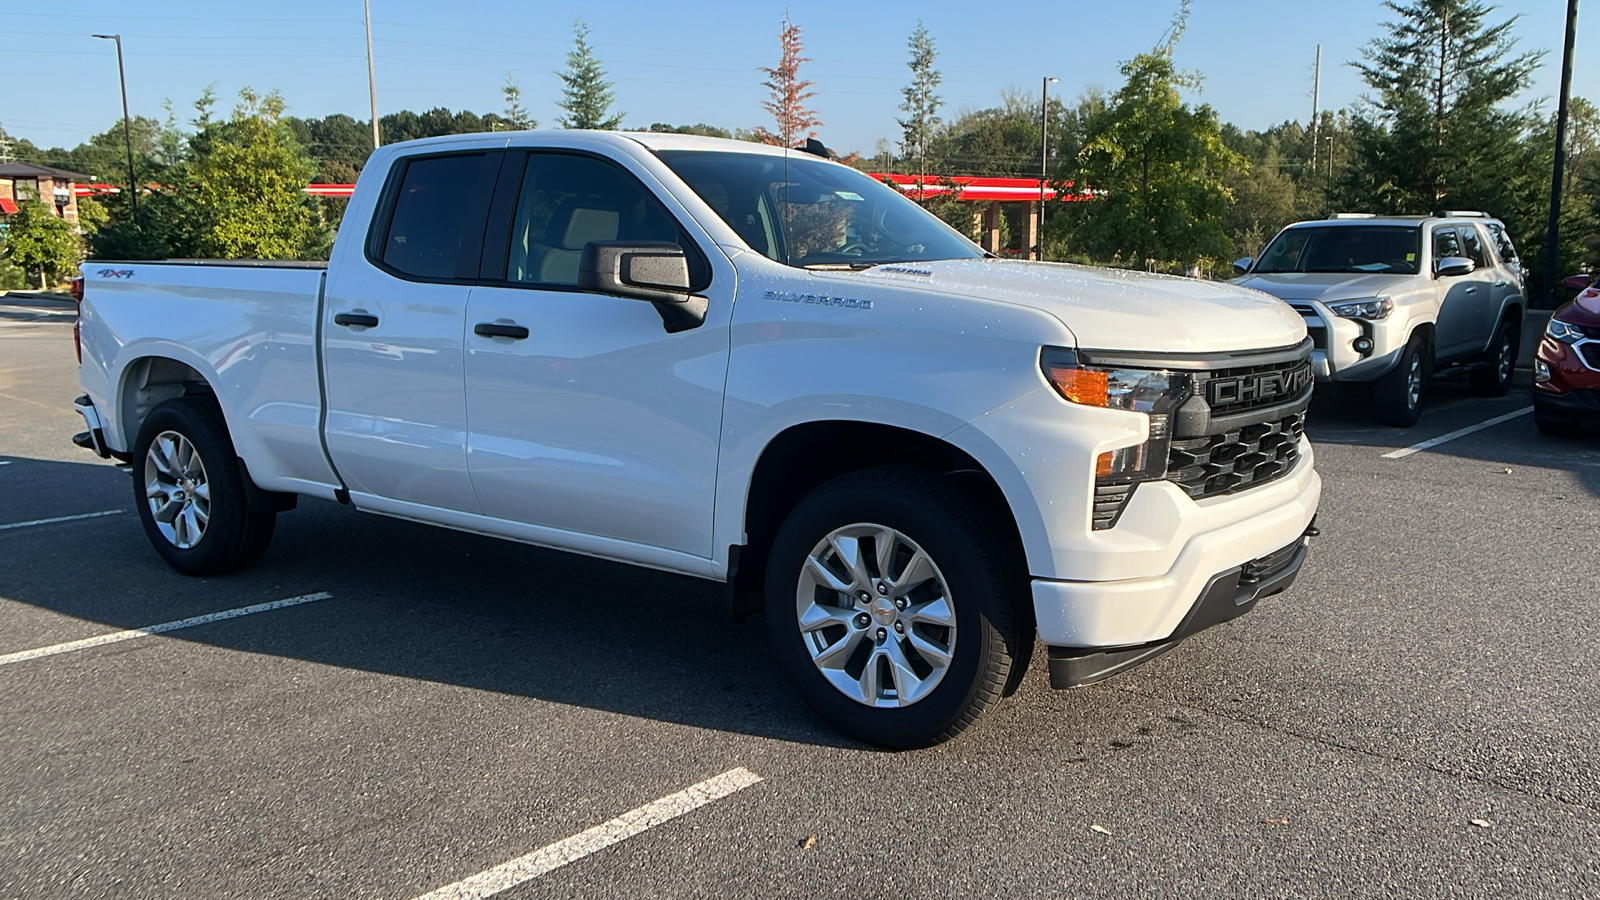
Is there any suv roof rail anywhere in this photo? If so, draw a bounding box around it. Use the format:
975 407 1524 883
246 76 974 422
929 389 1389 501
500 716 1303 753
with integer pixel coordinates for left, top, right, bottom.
1325 213 1376 219
1434 210 1491 218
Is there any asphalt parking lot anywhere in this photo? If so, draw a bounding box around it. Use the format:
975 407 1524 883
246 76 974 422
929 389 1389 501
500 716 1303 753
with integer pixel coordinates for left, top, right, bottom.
2 302 1598 898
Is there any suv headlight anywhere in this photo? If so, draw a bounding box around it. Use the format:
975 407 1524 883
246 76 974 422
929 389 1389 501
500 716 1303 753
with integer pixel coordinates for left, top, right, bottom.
1040 348 1192 484
1328 297 1393 320
1548 319 1586 344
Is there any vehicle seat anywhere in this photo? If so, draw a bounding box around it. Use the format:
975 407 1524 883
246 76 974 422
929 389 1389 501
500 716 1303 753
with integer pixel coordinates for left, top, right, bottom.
531 200 621 285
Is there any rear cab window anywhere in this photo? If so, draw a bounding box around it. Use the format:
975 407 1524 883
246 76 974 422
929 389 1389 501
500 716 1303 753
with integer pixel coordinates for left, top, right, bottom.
371 152 501 281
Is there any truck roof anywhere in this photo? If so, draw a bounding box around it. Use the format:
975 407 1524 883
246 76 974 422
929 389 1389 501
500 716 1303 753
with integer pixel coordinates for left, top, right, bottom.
369 128 834 163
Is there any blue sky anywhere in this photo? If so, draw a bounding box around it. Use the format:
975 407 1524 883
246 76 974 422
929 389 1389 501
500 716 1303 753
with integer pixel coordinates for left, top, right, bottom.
1 0 1586 161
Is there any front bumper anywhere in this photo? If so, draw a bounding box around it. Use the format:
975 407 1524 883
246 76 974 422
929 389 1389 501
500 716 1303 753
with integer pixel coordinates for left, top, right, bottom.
1296 300 1401 383
1046 526 1313 687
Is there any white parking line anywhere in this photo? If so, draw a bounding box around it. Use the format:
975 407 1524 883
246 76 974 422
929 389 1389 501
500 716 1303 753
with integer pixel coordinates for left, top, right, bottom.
412 767 765 900
0 592 333 667
1381 406 1534 460
0 509 122 531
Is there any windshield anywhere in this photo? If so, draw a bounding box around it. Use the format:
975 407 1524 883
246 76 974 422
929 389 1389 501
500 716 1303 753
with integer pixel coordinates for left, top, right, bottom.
1254 225 1422 275
655 150 983 269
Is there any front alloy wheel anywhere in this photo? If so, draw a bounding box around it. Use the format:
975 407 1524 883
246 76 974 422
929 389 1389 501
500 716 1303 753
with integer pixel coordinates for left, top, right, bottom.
797 524 956 707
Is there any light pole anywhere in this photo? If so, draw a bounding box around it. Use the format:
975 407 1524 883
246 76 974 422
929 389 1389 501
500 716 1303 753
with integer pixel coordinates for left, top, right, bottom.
1040 76 1058 261
364 0 381 148
91 33 137 225
1544 0 1579 308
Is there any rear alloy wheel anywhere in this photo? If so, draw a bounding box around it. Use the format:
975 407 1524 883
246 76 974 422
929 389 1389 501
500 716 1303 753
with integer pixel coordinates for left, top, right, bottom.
132 398 277 576
1375 331 1429 428
765 467 1023 749
1470 319 1517 397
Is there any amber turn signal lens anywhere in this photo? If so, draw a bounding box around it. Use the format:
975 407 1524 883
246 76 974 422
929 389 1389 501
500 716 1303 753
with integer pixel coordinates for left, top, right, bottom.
1046 365 1109 407
1095 452 1113 477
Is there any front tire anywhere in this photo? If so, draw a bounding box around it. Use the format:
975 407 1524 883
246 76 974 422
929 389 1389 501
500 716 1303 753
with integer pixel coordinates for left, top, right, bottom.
1469 318 1517 397
1375 331 1430 427
764 467 1025 749
131 397 277 576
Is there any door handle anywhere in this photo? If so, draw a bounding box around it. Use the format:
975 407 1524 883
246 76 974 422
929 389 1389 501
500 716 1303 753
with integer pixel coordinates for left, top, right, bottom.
1463 287 1477 294
474 322 530 340
334 312 379 328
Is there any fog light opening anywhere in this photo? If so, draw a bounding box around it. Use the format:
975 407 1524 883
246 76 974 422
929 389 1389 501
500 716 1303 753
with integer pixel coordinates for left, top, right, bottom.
1352 336 1374 355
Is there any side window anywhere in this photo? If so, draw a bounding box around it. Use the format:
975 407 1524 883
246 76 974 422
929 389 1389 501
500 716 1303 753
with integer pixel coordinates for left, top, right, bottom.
1456 226 1488 268
502 153 709 289
1487 223 1519 265
1432 227 1461 262
377 154 494 280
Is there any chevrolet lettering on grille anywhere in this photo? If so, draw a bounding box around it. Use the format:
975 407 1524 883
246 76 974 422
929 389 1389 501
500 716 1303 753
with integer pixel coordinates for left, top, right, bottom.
1206 362 1312 407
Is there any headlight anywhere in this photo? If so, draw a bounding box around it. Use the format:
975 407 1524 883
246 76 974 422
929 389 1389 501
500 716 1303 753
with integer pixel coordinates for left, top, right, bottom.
1548 319 1586 344
1041 348 1192 497
1328 297 1393 320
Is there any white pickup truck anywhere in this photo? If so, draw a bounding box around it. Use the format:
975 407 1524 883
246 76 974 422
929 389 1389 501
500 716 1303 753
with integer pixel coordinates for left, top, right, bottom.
73 131 1320 748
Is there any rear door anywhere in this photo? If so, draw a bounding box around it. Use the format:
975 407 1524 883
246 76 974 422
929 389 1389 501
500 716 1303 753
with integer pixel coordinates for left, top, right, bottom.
322 150 501 514
461 149 732 561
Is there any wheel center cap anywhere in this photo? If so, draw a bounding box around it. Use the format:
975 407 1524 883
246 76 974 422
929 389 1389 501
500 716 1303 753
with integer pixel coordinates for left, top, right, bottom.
869 597 896 625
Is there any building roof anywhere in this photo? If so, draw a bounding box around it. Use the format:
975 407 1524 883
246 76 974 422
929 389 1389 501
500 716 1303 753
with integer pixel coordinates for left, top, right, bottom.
0 162 93 182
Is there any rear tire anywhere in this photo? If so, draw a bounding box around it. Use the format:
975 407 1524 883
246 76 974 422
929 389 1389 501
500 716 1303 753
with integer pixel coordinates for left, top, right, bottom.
131 397 277 576
1375 331 1430 428
1469 318 1517 397
764 467 1025 749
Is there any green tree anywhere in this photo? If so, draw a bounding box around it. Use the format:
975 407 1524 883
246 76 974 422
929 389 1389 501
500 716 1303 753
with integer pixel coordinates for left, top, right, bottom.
754 15 821 146
1051 4 1242 270
897 21 942 185
503 74 536 130
1222 149 1298 258
556 21 623 130
2 202 81 288
646 123 733 138
185 88 322 259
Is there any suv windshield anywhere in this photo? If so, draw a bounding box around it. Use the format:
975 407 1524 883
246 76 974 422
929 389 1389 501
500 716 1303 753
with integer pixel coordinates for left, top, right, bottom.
655 150 982 269
1254 225 1422 275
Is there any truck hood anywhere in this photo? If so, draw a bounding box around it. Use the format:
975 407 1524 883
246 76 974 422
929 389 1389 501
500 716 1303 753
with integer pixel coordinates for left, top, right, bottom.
1231 271 1415 304
838 259 1305 353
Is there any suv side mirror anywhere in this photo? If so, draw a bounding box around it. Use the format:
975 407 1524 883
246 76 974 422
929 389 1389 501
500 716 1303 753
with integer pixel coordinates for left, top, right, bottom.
1231 257 1253 276
578 241 708 333
1435 256 1475 278
1562 273 1593 292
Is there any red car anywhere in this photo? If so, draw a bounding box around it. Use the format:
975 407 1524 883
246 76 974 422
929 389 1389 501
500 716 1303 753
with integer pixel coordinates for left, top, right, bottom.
1534 275 1600 435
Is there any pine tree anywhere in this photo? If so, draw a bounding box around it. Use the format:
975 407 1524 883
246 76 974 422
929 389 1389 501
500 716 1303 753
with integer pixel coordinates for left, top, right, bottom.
897 21 942 187
503 74 536 130
754 15 822 146
1340 0 1541 212
556 21 623 130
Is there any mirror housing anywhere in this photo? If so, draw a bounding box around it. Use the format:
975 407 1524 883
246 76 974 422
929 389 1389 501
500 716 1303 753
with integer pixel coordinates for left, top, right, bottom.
1231 257 1253 276
1435 256 1476 278
578 241 708 333
1562 273 1593 292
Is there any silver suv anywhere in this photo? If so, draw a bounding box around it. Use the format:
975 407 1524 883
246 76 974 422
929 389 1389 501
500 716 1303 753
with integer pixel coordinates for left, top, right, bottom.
1231 212 1526 426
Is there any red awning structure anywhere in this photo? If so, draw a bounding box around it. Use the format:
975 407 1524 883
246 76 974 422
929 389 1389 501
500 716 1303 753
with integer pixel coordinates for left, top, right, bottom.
873 173 1086 203
0 198 17 215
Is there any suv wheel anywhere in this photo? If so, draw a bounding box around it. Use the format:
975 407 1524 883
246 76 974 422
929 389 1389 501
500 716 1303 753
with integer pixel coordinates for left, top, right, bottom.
132 397 277 576
764 467 1024 749
1375 331 1430 428
1469 318 1518 397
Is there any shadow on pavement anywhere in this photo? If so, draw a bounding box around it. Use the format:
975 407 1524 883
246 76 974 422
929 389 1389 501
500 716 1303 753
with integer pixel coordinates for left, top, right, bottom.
0 453 854 749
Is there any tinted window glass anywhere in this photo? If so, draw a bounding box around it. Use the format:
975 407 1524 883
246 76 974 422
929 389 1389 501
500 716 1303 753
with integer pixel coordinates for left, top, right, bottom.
1432 227 1462 261
503 153 708 289
380 154 490 279
1254 226 1420 274
1487 223 1518 264
1456 226 1488 267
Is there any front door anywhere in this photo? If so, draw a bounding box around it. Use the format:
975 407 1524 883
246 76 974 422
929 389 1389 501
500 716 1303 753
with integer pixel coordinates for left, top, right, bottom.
1432 224 1490 359
322 150 501 514
463 151 732 560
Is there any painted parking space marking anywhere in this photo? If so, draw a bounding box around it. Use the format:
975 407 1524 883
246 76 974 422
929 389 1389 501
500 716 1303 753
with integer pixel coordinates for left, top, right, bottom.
412 767 765 900
0 509 122 531
1381 406 1533 460
0 592 333 667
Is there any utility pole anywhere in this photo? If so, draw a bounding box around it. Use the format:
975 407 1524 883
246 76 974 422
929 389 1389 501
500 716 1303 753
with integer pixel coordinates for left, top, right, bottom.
1544 0 1580 308
1039 76 1058 261
364 0 381 148
92 34 138 225
1310 44 1321 171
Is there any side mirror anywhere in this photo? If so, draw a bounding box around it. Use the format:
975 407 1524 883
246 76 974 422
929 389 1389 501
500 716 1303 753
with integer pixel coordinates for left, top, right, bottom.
1435 256 1475 278
1562 273 1593 292
1231 257 1253 276
578 241 708 333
